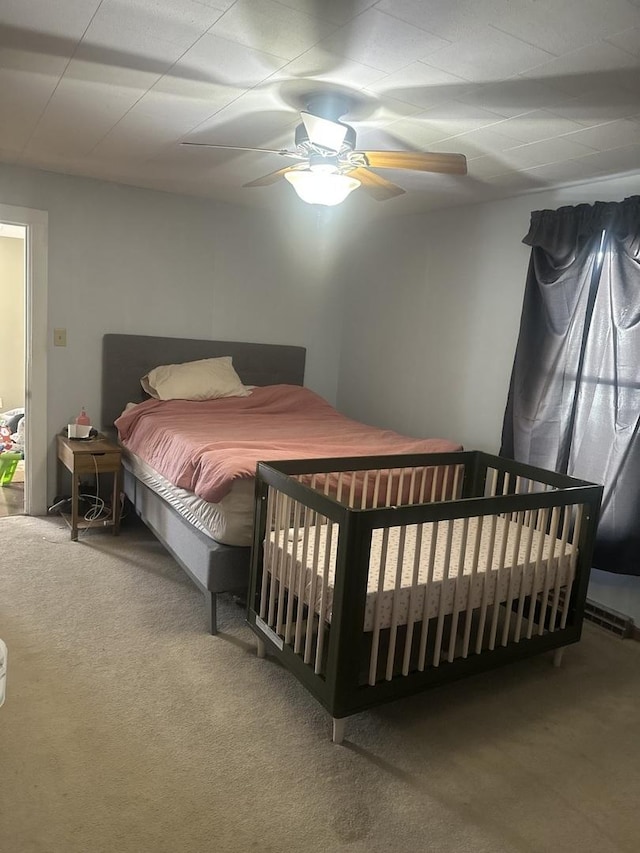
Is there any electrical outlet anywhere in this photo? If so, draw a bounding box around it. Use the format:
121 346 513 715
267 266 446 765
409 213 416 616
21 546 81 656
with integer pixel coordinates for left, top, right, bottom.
54 328 67 347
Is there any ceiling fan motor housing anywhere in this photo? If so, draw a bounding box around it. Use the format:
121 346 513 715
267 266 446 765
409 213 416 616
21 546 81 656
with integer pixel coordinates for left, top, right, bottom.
294 121 356 153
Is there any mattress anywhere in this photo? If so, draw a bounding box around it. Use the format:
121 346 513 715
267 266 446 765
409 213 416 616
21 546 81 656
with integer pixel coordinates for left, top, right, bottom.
268 516 574 632
123 449 255 546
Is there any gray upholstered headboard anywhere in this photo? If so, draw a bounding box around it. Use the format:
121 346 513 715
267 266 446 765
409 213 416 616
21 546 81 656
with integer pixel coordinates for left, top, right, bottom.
101 334 306 430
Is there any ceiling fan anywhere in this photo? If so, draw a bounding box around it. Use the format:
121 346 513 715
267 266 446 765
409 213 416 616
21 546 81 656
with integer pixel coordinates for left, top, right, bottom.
181 94 467 206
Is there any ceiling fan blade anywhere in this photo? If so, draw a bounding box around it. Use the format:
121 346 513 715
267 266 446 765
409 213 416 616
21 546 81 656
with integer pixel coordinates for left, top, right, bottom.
181 142 303 159
360 151 468 175
243 166 301 188
347 167 405 201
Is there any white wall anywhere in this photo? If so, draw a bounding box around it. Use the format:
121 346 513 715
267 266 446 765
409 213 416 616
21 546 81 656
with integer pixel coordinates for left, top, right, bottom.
0 162 347 498
0 235 25 411
337 172 640 623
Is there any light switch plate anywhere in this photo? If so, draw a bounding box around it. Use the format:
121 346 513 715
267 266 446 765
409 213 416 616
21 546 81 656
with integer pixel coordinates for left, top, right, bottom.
53 328 67 347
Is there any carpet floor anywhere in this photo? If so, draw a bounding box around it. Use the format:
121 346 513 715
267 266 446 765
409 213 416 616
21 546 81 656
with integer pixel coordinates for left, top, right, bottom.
0 515 638 853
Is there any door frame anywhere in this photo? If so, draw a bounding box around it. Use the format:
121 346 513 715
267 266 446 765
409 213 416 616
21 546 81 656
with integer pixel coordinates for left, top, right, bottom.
0 203 48 516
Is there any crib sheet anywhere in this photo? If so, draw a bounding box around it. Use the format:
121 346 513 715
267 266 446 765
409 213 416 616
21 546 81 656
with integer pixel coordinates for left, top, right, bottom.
268 516 575 631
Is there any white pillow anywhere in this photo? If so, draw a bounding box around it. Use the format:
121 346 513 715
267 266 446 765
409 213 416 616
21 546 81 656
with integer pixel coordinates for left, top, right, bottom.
141 356 251 401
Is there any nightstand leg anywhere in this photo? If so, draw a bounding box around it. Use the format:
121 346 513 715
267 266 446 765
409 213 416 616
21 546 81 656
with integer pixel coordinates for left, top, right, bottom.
112 468 121 535
71 472 79 541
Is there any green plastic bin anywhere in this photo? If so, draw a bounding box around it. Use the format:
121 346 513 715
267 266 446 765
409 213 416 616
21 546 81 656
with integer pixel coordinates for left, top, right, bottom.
0 452 21 486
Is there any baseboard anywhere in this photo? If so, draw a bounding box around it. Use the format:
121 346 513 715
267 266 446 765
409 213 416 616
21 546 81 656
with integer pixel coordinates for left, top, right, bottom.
584 598 636 639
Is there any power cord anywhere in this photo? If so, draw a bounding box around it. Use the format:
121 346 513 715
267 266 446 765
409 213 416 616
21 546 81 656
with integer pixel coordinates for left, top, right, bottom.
48 455 115 538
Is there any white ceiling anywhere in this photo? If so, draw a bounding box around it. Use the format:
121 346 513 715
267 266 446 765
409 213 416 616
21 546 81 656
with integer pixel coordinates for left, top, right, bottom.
1 0 640 217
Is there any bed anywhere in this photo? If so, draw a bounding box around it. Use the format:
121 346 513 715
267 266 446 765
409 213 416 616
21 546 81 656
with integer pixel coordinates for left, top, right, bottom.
247 452 603 742
102 334 461 634
102 334 307 633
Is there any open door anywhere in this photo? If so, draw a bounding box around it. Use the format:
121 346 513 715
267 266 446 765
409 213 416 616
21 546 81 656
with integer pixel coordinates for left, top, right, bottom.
0 203 48 517
0 224 25 516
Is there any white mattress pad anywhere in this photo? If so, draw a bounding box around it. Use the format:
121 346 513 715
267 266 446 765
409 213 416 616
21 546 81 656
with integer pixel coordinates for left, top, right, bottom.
268 515 574 632
123 450 255 546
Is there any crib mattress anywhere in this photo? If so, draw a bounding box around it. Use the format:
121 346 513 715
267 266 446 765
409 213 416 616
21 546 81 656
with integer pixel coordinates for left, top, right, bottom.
269 516 574 632
123 450 255 546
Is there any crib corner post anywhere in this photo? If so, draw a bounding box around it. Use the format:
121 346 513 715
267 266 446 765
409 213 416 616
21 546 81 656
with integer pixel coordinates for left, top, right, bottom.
553 647 565 668
332 717 346 745
256 639 266 659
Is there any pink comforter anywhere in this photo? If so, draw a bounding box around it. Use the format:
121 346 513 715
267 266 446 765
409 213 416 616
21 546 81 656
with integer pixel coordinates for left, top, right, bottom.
115 385 462 503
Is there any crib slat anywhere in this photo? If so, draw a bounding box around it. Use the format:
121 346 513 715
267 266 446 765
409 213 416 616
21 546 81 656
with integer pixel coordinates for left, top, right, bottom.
514 508 537 642
369 527 390 686
451 465 461 502
538 506 561 636
524 477 535 527
433 519 455 666
284 500 302 644
462 515 483 658
386 525 407 680
372 470 382 508
440 466 451 502
360 470 370 509
418 522 439 671
549 506 571 631
348 472 357 508
475 513 498 654
314 520 334 675
268 490 285 627
408 468 417 505
448 516 469 662
526 507 550 639
429 467 439 502
294 501 314 654
402 522 424 675
384 470 394 506
259 486 276 620
396 469 405 506
276 495 295 634
560 504 584 629
419 466 429 503
304 515 325 664
501 510 525 646
488 515 511 651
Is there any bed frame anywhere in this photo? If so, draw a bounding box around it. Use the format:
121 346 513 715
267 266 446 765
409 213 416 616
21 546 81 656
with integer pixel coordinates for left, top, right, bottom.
101 333 306 634
247 451 602 742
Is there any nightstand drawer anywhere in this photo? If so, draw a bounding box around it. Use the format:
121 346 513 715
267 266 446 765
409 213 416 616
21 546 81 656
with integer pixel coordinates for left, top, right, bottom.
72 451 121 474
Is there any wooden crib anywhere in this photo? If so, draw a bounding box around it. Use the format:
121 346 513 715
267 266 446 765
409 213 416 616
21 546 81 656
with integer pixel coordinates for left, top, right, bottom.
247 451 602 742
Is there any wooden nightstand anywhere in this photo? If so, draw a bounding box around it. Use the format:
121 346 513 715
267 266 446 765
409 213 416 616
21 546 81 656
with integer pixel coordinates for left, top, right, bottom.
56 434 122 541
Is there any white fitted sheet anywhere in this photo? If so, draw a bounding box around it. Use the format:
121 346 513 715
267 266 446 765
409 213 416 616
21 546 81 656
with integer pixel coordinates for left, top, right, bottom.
123 450 255 546
268 516 575 632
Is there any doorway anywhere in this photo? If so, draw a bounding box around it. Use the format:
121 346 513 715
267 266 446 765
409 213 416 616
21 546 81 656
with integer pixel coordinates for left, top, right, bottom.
0 203 48 517
0 223 26 516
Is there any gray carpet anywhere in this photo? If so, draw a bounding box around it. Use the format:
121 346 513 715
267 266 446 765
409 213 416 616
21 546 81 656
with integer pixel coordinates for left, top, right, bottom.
0 515 638 853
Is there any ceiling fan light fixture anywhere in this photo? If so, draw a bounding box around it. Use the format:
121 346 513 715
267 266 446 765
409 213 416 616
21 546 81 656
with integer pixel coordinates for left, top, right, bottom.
309 162 339 174
284 170 361 206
